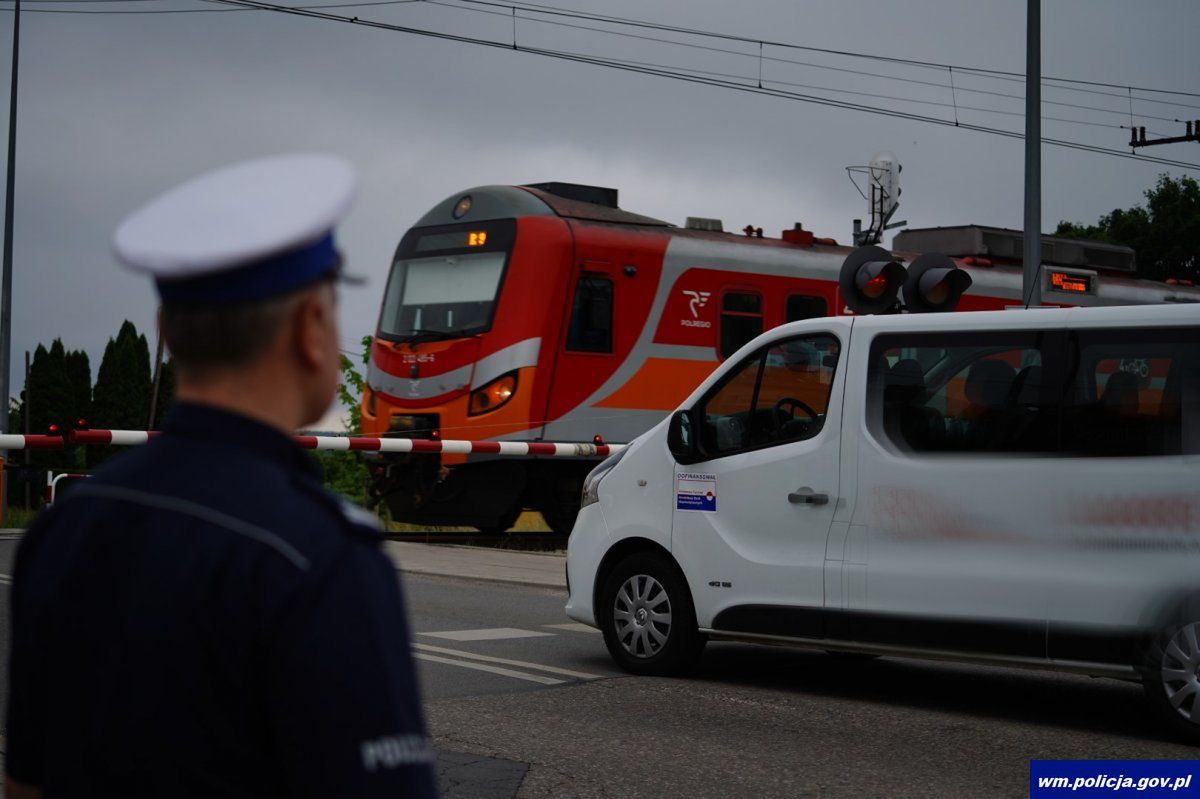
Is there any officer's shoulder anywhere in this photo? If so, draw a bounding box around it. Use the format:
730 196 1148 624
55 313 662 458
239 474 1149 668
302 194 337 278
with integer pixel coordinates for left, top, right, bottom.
88 438 387 572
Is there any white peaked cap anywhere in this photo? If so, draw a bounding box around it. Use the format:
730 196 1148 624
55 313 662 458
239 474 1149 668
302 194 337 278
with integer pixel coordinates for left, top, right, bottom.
112 153 359 303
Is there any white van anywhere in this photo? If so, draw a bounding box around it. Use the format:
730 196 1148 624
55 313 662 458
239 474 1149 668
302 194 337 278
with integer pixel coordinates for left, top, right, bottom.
565 303 1200 739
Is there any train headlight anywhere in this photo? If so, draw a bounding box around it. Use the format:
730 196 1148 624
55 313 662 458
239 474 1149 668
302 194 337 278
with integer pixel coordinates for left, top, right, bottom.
581 448 627 509
468 372 518 416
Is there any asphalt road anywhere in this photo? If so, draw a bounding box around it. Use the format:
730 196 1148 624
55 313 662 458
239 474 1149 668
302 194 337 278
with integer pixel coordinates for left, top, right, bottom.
0 537 1196 798
405 572 1198 799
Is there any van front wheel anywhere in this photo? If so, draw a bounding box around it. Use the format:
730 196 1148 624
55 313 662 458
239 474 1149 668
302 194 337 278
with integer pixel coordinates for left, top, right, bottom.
599 552 705 676
1142 620 1200 743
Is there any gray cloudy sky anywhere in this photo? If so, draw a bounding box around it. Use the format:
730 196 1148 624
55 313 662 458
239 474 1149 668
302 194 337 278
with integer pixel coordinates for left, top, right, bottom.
0 0 1197 418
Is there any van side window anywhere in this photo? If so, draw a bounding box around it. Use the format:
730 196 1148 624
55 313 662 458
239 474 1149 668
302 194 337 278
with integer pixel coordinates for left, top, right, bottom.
720 292 763 358
786 295 827 322
1061 328 1199 457
565 277 613 353
698 334 841 457
868 332 1056 454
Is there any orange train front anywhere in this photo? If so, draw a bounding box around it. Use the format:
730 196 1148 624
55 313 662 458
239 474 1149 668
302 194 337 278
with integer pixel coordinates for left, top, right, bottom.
361 182 1200 533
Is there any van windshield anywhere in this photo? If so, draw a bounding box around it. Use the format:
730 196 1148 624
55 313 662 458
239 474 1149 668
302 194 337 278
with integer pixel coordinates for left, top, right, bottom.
379 251 506 339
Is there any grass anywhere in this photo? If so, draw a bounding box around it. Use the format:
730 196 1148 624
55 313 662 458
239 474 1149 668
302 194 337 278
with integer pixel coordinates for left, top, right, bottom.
1 506 41 530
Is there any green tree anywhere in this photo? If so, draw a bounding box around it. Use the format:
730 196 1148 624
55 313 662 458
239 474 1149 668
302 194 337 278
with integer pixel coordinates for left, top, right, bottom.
89 320 152 466
20 340 91 472
1056 174 1200 282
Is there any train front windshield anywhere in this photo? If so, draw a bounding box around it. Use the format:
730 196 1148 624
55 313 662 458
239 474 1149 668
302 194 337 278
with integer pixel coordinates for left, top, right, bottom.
379 221 514 339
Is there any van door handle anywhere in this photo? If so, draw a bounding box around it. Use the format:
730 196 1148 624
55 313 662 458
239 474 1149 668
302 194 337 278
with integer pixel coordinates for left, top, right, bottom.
788 487 829 506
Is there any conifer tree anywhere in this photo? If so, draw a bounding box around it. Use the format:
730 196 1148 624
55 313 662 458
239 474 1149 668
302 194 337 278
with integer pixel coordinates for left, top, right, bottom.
89 321 152 466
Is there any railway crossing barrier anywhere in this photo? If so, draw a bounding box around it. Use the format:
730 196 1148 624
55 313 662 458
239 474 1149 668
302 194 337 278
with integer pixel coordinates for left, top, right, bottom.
0 430 626 522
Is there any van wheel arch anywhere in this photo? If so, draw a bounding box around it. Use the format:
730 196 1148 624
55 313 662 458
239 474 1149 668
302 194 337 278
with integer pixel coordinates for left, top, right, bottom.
593 537 690 618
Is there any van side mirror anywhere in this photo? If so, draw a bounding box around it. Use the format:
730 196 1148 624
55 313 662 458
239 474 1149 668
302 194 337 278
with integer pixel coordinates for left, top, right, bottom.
667 409 698 463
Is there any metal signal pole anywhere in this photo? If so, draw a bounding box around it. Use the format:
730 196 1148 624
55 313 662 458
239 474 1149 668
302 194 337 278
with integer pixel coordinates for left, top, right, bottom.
1022 0 1042 306
1 0 21 435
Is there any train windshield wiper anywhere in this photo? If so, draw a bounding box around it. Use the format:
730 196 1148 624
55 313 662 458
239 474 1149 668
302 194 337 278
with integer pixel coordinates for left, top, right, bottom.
396 328 476 345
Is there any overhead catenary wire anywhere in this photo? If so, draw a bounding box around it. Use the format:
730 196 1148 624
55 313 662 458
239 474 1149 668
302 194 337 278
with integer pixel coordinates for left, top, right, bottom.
5 0 1199 114
176 0 1200 172
7 0 1199 127
440 0 1200 101
4 0 1194 163
418 0 1200 121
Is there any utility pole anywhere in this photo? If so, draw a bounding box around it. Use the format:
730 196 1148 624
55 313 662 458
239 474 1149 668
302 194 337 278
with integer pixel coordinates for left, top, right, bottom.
1 0 21 435
1022 0 1042 307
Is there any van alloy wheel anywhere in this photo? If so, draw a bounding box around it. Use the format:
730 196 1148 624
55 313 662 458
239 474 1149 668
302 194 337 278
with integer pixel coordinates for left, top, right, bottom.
613 574 673 658
1157 622 1200 724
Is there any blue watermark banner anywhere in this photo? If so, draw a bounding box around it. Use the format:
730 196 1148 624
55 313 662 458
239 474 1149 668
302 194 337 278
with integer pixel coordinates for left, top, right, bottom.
1031 761 1200 798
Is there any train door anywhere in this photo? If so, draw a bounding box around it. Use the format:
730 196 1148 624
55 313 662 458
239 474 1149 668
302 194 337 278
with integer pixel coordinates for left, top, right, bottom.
542 259 618 438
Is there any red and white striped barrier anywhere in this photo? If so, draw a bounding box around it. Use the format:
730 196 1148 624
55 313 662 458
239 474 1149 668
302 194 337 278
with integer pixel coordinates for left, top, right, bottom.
0 434 67 450
45 471 88 505
69 429 626 457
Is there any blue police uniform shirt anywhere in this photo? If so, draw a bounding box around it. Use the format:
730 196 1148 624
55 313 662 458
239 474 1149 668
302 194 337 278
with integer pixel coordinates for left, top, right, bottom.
5 402 438 797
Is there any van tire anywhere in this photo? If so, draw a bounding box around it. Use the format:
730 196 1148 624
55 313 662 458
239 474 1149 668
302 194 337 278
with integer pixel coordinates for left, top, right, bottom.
598 551 705 676
1142 617 1200 744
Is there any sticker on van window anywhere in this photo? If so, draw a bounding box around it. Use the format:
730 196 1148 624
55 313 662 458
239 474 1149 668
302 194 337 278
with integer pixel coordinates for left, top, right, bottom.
676 473 717 512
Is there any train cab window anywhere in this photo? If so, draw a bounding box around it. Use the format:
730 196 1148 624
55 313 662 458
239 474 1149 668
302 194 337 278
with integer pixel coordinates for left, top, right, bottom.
697 334 840 458
566 277 613 353
786 295 828 323
868 332 1057 455
1061 328 1199 457
720 292 763 358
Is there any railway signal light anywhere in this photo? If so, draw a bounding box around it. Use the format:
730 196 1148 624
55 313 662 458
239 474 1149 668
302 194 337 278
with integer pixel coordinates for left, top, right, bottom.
902 252 972 313
839 245 907 315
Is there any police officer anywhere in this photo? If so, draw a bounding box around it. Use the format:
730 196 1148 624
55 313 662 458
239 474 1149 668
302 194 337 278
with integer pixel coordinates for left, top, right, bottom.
4 154 438 798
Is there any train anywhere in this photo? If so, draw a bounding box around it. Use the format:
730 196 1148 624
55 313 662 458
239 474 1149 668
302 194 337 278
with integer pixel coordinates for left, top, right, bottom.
360 181 1200 533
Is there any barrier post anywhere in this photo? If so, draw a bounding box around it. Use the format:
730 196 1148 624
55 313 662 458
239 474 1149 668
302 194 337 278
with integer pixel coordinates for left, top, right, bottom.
0 455 6 528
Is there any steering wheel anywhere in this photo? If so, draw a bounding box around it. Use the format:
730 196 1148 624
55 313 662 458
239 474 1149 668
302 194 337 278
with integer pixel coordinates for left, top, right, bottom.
772 397 818 431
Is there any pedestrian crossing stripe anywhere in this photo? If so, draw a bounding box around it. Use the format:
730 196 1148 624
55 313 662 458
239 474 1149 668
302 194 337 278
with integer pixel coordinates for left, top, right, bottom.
419 627 554 642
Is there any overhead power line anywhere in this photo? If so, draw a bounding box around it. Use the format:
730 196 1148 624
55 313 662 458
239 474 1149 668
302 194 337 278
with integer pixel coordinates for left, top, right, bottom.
420 0 1200 122
0 0 416 10
10 0 1199 119
184 0 1199 172
4 0 1195 162
443 0 1200 101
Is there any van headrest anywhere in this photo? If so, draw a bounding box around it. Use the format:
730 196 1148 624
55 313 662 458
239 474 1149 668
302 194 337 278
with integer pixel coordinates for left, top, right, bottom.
965 359 1016 409
885 359 926 405
1101 371 1140 413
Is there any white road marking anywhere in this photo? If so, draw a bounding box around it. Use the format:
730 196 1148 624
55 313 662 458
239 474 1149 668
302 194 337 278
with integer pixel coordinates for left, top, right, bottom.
413 642 603 681
420 627 554 642
0 575 11 586
413 653 565 685
543 623 601 634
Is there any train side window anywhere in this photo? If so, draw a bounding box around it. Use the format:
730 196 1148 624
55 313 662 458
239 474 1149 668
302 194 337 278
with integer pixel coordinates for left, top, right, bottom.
786 294 828 322
566 276 613 353
720 291 763 358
